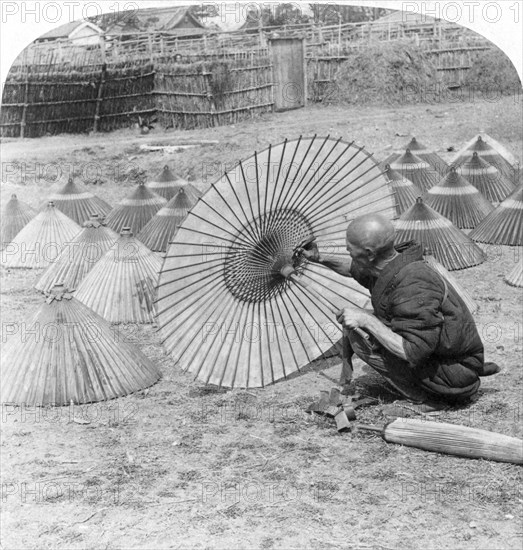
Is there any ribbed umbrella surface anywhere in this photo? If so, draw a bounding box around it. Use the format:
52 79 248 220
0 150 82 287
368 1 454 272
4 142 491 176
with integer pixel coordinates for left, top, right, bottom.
389 149 439 193
137 186 201 252
147 165 184 201
157 136 396 388
454 152 515 204
74 228 163 323
0 284 161 406
394 198 486 270
505 259 523 288
1 194 36 250
35 214 119 293
424 253 478 313
105 182 167 235
1 202 81 269
424 166 494 229
47 177 112 225
384 164 422 215
452 136 518 184
381 138 449 177
469 185 523 245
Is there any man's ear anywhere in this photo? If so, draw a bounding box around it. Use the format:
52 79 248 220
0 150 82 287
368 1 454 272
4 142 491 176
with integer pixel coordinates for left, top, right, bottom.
365 248 376 262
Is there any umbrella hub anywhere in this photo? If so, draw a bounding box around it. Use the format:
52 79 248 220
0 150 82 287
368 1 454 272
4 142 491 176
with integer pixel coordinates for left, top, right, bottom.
223 208 313 303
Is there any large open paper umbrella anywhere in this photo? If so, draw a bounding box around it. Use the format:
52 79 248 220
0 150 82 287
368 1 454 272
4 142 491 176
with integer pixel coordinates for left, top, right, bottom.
156 136 396 388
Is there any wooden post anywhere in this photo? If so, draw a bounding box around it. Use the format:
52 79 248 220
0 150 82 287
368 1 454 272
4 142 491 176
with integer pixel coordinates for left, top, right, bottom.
93 37 107 133
20 49 29 139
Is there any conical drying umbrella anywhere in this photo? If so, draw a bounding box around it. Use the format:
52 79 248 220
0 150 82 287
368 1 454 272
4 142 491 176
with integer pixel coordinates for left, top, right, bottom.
424 166 494 229
35 214 119 293
0 284 161 406
454 152 515 204
105 181 167 235
389 149 439 194
147 165 185 201
424 253 478 313
47 177 112 225
0 194 36 250
75 227 163 323
505 258 523 288
1 202 81 269
394 198 486 271
137 186 201 253
156 136 396 389
382 138 449 177
452 135 518 184
384 164 422 215
469 184 523 246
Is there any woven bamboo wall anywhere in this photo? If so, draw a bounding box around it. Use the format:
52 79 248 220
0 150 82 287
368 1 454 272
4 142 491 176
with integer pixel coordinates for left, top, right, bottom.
153 51 273 130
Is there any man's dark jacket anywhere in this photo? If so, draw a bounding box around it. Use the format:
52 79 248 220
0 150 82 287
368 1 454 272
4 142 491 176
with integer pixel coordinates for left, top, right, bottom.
350 241 484 399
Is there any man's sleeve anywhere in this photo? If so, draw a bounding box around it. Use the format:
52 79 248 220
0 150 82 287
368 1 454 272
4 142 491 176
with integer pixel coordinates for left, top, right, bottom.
389 265 445 367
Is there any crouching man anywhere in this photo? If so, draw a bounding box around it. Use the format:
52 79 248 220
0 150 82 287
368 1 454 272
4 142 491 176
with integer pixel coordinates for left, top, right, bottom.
300 214 499 408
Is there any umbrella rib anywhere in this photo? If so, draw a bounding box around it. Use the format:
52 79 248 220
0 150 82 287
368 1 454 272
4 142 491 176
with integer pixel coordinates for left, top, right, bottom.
214 299 244 387
265 135 318 234
261 144 272 236
261 299 275 385
272 293 300 374
239 160 262 241
278 288 314 365
223 171 258 239
280 135 346 215
265 138 289 223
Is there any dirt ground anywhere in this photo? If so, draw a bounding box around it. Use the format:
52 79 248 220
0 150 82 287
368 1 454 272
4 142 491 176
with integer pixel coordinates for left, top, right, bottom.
1 95 522 550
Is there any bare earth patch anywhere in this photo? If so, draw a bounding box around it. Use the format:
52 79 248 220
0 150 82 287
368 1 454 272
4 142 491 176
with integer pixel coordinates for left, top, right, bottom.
1 96 522 549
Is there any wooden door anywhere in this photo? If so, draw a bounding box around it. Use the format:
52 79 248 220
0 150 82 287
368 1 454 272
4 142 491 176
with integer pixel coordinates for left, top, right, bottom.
269 37 306 111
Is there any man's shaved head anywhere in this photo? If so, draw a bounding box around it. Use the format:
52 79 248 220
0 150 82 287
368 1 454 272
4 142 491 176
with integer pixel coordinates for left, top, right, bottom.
346 214 396 264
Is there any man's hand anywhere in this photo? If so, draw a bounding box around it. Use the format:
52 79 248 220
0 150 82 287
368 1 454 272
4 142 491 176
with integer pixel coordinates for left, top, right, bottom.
336 305 371 330
295 237 320 263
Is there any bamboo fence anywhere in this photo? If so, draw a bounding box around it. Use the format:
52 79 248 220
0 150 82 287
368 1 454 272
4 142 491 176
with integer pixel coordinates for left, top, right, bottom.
155 51 273 130
1 18 493 137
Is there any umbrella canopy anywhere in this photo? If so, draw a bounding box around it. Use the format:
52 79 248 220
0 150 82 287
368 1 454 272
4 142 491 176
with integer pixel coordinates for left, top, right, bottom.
453 152 515 204
452 135 518 184
424 166 494 229
389 149 439 194
147 165 185 201
1 202 81 269
47 177 112 225
105 182 167 235
156 136 396 388
469 184 523 246
384 164 422 215
0 194 36 250
35 214 119 293
0 284 161 406
74 228 163 323
424 253 478 314
394 198 486 271
505 258 523 288
382 138 449 177
137 186 201 253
